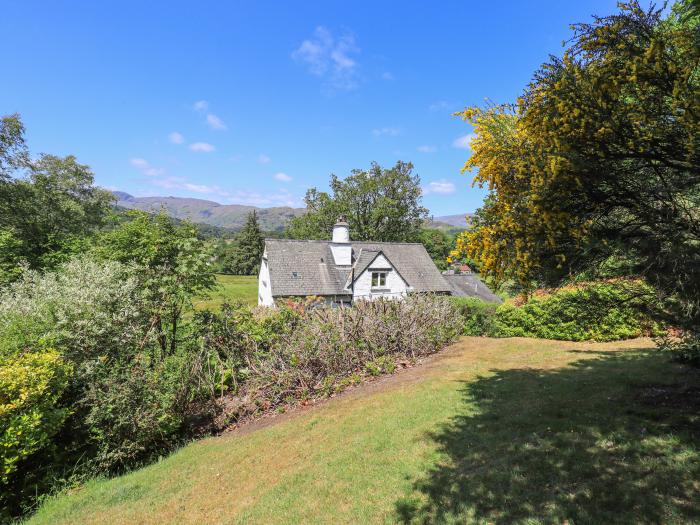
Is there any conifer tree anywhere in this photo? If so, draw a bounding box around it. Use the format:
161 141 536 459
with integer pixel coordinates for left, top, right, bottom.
222 211 264 275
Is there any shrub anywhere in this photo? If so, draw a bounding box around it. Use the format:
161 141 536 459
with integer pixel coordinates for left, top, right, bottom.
658 333 700 367
0 255 148 360
0 350 72 517
80 354 193 472
449 297 498 336
451 281 662 342
494 281 661 342
190 302 301 397
242 295 461 412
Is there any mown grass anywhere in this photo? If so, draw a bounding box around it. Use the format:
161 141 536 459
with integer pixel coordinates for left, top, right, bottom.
29 337 700 524
193 274 258 310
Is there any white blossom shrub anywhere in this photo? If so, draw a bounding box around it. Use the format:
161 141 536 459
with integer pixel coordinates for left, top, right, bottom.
0 254 149 360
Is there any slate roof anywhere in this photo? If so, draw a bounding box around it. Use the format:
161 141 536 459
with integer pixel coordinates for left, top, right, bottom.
264 239 451 297
442 274 503 303
351 249 381 277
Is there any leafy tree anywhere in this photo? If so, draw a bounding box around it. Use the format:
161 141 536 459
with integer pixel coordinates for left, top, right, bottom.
93 211 216 356
287 161 428 242
0 114 28 180
419 229 453 270
0 115 114 273
221 211 264 275
451 2 700 329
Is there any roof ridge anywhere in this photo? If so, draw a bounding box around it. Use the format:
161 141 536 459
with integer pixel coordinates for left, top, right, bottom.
265 238 423 245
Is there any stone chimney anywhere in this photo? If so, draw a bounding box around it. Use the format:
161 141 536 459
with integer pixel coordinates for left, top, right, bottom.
330 216 351 265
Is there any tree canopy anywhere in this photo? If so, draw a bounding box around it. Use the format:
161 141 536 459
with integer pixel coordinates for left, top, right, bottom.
287 161 428 242
221 210 264 275
93 211 216 355
0 115 114 278
451 1 700 328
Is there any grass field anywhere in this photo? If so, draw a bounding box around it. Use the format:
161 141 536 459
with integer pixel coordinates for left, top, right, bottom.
193 274 258 310
29 337 700 524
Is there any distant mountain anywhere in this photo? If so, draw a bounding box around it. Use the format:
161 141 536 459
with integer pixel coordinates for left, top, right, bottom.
112 192 474 234
433 213 474 228
112 192 305 232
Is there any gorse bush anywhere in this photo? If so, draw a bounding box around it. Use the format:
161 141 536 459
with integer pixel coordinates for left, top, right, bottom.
451 281 662 342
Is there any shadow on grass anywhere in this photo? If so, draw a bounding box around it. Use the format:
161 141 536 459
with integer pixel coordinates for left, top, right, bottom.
396 348 700 524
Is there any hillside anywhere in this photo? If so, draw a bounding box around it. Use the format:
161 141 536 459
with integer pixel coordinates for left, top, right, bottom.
113 192 474 233
113 192 305 232
433 213 474 228
29 336 700 524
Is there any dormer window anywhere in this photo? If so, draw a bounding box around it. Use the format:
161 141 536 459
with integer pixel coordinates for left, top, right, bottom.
371 271 387 288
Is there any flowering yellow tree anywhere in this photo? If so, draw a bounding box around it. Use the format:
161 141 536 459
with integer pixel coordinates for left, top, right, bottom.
451 1 700 326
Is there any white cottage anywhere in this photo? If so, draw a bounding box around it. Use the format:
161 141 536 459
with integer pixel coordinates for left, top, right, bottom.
258 218 452 306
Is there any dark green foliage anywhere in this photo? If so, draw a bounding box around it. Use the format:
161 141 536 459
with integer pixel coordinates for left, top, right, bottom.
93 211 216 357
658 334 700 367
81 356 193 472
287 161 428 242
419 228 453 270
220 211 264 275
452 281 663 342
0 115 114 278
449 297 498 336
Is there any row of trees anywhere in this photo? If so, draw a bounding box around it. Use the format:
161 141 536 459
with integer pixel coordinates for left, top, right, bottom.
213 160 461 273
451 1 699 332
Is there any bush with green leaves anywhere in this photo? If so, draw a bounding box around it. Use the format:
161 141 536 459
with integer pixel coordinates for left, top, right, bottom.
93 211 216 357
0 251 212 516
0 254 148 361
190 302 302 398
0 350 71 491
80 354 195 472
451 281 662 342
449 297 498 336
494 281 662 342
657 333 700 367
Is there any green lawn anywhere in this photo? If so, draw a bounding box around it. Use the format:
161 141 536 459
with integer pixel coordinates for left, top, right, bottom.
193 274 258 310
29 337 700 524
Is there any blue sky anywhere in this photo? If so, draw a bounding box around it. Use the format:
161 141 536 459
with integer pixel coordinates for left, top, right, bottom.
1 1 620 216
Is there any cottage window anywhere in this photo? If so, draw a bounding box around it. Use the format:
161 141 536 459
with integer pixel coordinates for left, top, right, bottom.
371 271 387 288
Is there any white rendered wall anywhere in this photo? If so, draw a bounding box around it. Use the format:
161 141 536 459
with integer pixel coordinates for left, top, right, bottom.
353 254 408 301
258 254 274 306
330 243 352 266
